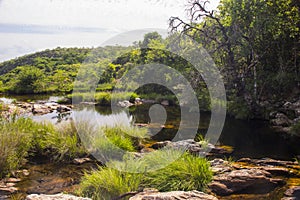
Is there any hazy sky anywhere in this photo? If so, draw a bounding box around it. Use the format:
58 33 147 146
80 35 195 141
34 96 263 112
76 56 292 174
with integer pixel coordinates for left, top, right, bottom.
0 0 220 62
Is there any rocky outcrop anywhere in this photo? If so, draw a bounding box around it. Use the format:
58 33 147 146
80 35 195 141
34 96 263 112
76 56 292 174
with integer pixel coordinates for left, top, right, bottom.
209 168 285 196
129 190 218 200
0 178 20 196
152 139 233 157
236 158 300 176
207 158 300 196
210 159 233 174
26 193 91 200
282 186 300 200
270 99 300 133
271 113 293 127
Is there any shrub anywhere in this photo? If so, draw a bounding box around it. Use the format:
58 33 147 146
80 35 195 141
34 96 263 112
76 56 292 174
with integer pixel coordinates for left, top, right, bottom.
80 166 143 200
0 118 35 177
90 125 148 162
36 121 87 161
80 149 213 199
291 121 300 136
143 152 213 191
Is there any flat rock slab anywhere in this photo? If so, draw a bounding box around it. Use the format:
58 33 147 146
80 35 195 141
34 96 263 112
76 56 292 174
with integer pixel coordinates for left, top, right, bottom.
129 190 218 200
26 194 91 200
209 168 285 196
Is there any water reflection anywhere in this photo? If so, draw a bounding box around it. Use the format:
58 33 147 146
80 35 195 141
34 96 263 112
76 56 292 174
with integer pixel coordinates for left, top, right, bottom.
72 106 132 128
1 94 300 160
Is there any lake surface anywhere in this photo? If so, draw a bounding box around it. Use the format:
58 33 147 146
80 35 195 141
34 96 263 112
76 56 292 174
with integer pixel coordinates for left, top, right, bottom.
1 94 300 160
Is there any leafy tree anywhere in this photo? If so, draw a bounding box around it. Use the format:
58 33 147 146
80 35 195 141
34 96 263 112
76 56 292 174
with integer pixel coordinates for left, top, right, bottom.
170 0 300 116
9 66 45 94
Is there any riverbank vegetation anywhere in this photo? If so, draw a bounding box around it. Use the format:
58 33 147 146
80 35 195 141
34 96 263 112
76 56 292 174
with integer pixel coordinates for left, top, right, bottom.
79 151 212 199
0 115 85 177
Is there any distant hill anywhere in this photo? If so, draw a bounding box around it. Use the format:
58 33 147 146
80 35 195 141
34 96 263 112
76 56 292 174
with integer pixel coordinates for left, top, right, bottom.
0 47 91 75
0 46 132 94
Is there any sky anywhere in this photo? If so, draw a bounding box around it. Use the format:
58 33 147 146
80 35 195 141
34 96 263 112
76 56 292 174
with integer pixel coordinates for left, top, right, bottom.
0 0 220 62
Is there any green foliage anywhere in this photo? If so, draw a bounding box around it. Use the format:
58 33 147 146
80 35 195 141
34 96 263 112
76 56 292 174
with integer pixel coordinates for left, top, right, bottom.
291 121 300 136
96 83 114 91
90 125 148 162
143 152 212 191
227 97 252 119
0 116 87 178
7 66 45 94
80 149 213 199
80 166 143 200
35 121 86 161
0 118 35 177
0 80 4 92
69 92 139 105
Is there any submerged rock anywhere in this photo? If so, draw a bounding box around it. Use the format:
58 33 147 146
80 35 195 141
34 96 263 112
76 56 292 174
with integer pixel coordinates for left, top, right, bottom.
282 186 300 200
26 193 91 200
129 190 218 200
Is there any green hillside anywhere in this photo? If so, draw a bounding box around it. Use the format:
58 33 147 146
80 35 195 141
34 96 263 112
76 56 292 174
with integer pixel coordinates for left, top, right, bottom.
0 46 132 94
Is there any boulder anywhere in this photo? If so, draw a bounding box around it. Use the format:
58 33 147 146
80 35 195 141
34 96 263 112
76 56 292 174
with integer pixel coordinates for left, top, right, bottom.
26 193 91 200
129 190 218 200
117 100 133 108
282 186 300 200
56 105 71 113
209 168 285 196
165 139 232 157
167 139 204 153
210 159 233 174
271 113 292 127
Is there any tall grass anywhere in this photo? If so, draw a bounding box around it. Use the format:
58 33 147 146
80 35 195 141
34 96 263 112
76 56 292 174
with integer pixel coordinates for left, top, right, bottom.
0 117 87 178
0 118 35 177
89 125 148 163
80 166 143 199
80 149 213 199
143 152 213 191
35 121 87 161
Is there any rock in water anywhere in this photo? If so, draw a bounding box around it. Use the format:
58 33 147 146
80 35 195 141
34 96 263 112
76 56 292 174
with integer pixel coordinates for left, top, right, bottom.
282 186 300 200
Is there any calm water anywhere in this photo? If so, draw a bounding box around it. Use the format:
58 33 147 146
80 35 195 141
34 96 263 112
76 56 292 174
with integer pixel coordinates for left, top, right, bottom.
129 104 300 160
1 94 300 160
